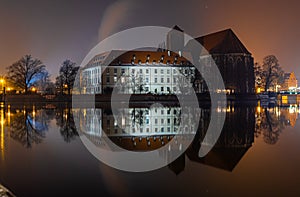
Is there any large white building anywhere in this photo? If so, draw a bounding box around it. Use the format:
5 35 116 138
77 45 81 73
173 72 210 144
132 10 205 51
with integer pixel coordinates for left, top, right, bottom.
80 50 195 95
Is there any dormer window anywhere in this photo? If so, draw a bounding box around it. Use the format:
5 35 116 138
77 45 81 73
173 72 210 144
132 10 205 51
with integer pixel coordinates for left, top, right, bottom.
161 55 164 60
131 59 134 64
167 50 171 56
147 55 150 60
138 60 142 64
133 54 136 60
178 51 182 57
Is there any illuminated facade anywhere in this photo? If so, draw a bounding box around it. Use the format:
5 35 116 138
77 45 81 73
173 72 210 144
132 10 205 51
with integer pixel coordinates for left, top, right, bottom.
80 50 195 95
281 72 298 91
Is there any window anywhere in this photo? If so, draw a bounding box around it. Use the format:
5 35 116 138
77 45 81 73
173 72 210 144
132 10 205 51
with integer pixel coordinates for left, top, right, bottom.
161 110 164 115
161 87 164 92
145 78 149 83
106 77 110 83
167 87 170 92
167 127 171 132
146 69 149 74
106 68 110 74
114 68 117 74
132 69 135 73
167 78 170 83
154 78 158 83
139 69 142 73
167 118 170 124
145 87 149 92
121 68 125 74
167 69 170 74
161 78 164 83
161 69 164 74
155 128 158 132
155 119 158 124
161 128 164 132
161 119 164 124
114 76 117 82
146 128 149 132
154 69 157 74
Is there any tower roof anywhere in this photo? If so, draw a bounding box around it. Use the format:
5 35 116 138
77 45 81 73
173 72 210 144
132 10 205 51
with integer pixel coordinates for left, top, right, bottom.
172 25 184 32
191 29 251 55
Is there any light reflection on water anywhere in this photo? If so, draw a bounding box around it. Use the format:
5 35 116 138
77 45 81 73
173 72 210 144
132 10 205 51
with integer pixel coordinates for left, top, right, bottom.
0 102 299 196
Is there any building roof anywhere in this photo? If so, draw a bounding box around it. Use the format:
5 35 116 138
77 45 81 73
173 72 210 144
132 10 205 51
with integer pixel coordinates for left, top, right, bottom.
190 29 251 55
172 25 184 32
110 50 191 65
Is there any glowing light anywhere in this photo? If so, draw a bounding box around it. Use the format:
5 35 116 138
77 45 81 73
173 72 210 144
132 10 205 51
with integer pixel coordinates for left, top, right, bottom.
257 106 261 113
256 87 261 94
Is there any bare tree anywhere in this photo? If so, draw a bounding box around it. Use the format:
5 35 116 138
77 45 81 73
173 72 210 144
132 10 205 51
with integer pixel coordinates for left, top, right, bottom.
6 55 47 93
256 55 284 91
56 60 79 95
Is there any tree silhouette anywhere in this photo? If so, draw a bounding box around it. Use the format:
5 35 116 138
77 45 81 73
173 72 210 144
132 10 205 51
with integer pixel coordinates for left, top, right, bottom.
10 108 49 148
255 55 284 91
56 60 79 95
56 107 78 142
6 55 48 93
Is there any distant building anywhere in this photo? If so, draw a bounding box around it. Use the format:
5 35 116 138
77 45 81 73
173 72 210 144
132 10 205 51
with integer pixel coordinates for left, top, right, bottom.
281 72 298 91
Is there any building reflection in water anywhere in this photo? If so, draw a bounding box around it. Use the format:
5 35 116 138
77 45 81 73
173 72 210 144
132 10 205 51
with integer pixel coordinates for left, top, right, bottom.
0 102 299 172
75 103 300 173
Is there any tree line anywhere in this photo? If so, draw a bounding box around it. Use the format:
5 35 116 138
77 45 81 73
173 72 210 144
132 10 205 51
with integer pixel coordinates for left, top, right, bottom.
5 55 79 95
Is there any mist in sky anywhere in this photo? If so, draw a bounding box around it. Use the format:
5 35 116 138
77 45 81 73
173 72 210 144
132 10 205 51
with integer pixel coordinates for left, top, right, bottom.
1 0 300 80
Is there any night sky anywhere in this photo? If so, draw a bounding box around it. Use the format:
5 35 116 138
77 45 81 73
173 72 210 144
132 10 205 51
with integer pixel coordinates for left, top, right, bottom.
1 0 300 80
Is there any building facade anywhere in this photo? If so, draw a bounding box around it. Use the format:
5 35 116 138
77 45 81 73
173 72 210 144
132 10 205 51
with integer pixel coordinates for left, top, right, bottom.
281 72 298 91
81 50 195 95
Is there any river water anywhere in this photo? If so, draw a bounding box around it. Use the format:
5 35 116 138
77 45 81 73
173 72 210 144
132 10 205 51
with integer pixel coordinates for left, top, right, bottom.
0 102 299 196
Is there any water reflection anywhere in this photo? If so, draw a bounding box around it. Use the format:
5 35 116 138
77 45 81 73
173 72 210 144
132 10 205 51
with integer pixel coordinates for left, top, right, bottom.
0 102 299 173
55 107 78 142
